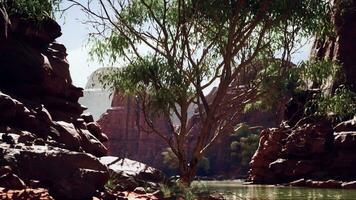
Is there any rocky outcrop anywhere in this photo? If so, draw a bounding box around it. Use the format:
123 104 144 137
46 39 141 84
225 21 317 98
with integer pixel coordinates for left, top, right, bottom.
0 12 108 155
249 117 356 184
0 142 108 199
79 67 114 120
249 0 356 185
0 9 110 199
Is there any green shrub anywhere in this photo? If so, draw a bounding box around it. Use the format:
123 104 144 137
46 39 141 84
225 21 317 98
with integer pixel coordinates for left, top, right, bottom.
160 181 209 200
248 59 354 122
105 170 120 191
306 85 356 122
162 148 211 176
298 60 340 88
230 123 260 167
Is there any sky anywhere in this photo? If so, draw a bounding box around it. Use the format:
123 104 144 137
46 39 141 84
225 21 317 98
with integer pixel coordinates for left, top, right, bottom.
56 1 104 88
56 2 313 88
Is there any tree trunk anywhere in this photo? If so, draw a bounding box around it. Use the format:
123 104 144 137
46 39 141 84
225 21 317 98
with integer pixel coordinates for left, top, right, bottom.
179 163 198 187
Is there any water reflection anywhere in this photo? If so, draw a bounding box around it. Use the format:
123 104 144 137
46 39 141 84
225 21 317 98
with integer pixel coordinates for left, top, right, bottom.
194 181 356 200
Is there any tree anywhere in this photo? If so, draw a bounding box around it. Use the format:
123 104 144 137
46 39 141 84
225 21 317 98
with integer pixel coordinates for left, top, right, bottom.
69 0 331 186
1 0 61 19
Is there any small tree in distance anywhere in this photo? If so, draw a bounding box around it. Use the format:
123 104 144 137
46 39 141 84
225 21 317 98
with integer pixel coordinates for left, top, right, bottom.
68 0 331 186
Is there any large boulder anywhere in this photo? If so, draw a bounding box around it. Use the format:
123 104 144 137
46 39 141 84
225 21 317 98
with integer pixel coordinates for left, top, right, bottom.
282 119 333 157
248 128 289 183
11 16 61 46
0 92 26 120
0 142 109 200
249 118 335 183
100 156 166 191
0 91 108 156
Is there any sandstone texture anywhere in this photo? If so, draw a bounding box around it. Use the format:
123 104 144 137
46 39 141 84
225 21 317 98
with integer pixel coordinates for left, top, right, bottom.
0 8 112 199
311 0 356 92
249 117 356 185
98 92 170 168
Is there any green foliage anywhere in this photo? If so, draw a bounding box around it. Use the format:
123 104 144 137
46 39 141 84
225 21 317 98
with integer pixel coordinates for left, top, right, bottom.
299 60 340 87
95 0 333 122
295 60 355 122
89 0 332 65
100 55 192 117
105 171 120 191
85 0 332 184
245 61 301 112
88 33 129 64
230 123 260 167
250 58 354 122
160 181 208 200
306 85 356 121
162 148 211 175
248 59 341 113
2 0 61 19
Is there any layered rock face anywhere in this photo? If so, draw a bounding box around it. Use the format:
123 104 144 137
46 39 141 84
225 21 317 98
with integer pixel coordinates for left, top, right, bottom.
311 0 356 92
98 92 170 168
0 10 110 199
249 117 356 185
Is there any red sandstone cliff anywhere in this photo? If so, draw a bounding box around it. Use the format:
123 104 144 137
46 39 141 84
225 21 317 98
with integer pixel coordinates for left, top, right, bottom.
311 0 356 92
98 92 169 168
0 9 110 199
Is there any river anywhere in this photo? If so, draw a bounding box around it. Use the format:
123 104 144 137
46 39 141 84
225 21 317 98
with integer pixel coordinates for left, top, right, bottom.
193 180 356 200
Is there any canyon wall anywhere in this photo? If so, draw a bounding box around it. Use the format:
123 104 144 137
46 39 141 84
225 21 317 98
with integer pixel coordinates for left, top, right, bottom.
249 117 356 186
311 0 356 92
0 9 110 199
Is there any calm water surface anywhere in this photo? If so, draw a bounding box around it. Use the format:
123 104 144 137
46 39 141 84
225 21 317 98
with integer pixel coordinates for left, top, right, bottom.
194 180 356 200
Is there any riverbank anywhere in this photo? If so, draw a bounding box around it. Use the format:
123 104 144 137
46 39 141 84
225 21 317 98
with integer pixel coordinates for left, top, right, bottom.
194 180 356 200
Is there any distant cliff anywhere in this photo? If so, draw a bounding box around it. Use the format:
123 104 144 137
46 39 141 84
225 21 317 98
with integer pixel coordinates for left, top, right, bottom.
79 67 114 120
98 92 170 168
98 86 282 177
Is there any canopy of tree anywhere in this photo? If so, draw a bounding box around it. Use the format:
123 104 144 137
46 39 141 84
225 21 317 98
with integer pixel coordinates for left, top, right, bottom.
69 0 331 186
